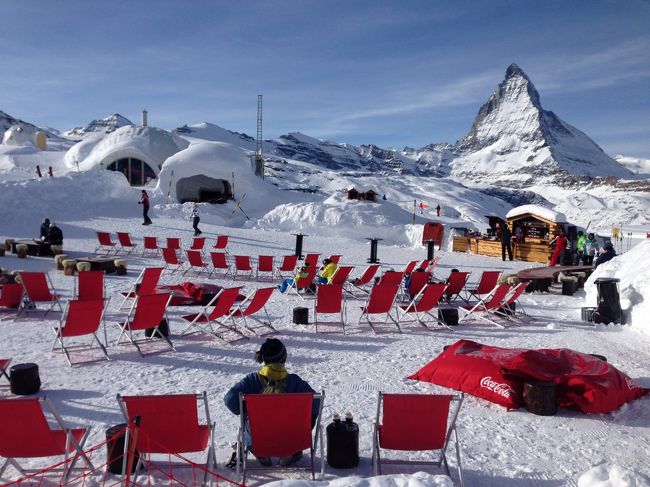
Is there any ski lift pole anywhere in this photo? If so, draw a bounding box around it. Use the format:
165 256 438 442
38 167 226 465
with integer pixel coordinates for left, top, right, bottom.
166 170 174 204
412 200 416 225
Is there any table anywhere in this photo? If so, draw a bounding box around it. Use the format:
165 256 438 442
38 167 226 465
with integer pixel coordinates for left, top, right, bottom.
10 239 53 257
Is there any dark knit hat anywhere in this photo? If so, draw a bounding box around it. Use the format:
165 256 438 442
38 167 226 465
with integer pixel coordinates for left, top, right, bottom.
255 338 287 364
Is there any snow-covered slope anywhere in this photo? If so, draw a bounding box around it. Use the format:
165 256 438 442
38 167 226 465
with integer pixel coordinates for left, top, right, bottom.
614 155 650 177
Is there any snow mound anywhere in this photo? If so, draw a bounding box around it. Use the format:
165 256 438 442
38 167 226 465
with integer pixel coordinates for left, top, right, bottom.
263 472 454 487
578 463 650 487
584 240 650 334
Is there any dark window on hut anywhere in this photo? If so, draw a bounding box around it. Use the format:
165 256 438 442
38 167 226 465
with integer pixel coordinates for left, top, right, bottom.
176 175 233 204
106 158 156 186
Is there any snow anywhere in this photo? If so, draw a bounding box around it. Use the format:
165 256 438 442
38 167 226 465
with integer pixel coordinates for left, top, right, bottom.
0 169 649 487
505 204 567 223
614 155 650 177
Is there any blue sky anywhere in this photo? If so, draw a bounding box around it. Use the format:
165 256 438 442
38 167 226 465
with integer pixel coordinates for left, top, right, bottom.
1 0 649 157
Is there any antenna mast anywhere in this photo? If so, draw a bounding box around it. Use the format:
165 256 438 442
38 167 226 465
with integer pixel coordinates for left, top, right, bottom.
254 94 264 179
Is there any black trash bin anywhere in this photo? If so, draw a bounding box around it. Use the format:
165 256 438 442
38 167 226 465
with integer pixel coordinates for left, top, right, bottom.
593 278 622 324
326 413 359 468
106 423 141 474
10 363 41 395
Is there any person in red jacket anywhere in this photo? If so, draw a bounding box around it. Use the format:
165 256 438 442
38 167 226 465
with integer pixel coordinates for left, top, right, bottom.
548 229 568 266
139 190 152 225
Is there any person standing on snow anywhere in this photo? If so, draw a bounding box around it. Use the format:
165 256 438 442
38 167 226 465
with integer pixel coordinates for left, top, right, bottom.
500 224 513 261
574 231 586 265
436 204 441 217
583 233 600 266
548 229 568 266
190 203 202 236
139 190 152 225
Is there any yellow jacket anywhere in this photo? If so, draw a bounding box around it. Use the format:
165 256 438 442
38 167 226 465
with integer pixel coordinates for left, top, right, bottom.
319 262 338 283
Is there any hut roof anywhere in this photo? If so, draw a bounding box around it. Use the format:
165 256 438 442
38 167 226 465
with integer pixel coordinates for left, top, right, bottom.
506 204 567 223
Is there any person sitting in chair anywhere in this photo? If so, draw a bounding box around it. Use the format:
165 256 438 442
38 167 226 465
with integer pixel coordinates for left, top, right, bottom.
46 223 63 246
278 263 310 293
40 218 51 240
223 338 319 468
594 242 616 268
317 258 338 285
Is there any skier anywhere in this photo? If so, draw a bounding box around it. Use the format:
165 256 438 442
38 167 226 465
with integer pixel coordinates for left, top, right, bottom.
190 203 202 236
139 190 152 225
548 229 568 266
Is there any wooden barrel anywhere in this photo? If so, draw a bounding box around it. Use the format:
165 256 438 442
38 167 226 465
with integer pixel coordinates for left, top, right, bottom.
10 363 41 395
16 244 28 259
293 307 309 325
523 381 557 416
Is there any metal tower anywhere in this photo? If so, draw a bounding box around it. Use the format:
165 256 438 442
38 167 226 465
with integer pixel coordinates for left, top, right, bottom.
254 94 264 179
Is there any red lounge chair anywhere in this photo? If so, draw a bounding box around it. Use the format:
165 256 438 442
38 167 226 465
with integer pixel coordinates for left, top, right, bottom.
190 236 206 252
313 284 346 334
185 250 212 277
0 397 93 480
406 271 432 299
237 392 325 482
256 255 275 281
161 247 185 274
402 260 419 275
328 255 342 264
233 255 254 280
442 271 471 303
210 252 232 277
288 265 318 299
276 255 299 279
117 392 217 483
329 265 354 286
398 282 448 329
358 283 400 333
465 270 501 303
180 287 244 339
0 283 23 314
229 287 275 335
142 236 159 257
116 232 137 254
378 270 403 286
304 253 320 269
496 281 529 321
16 272 62 317
116 293 174 356
458 284 513 328
53 299 108 366
417 256 441 272
0 359 10 383
95 231 117 254
213 235 229 254
348 264 381 295
75 270 104 301
372 392 464 486
166 237 182 251
118 267 164 310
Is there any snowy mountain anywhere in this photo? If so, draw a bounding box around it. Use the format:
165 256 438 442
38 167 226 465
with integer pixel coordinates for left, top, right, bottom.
0 109 68 143
614 155 650 177
65 113 133 137
449 64 633 187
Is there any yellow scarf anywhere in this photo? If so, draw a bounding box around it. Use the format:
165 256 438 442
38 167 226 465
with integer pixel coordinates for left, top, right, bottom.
258 364 288 381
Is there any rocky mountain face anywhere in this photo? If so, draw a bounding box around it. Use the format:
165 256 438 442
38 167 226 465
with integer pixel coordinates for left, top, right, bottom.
448 64 633 187
65 113 133 137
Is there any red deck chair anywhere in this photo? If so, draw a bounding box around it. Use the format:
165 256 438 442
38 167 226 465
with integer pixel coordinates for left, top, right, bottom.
180 286 245 339
16 272 62 317
190 236 206 252
329 265 354 286
328 255 342 264
116 232 137 254
347 264 381 295
142 236 159 257
166 237 182 251
402 260 419 275
210 251 232 277
95 231 117 254
0 358 10 383
229 287 275 335
313 284 346 334
74 270 104 301
378 270 403 286
496 281 529 321
118 267 164 310
237 392 325 482
185 250 213 277
398 282 448 329
372 392 464 486
213 235 229 254
465 270 501 303
116 293 174 356
304 253 320 269
53 299 108 365
0 283 23 315
117 392 217 483
288 265 318 299
256 255 275 281
407 271 432 299
458 283 513 328
233 255 254 279
358 283 400 333
442 271 470 303
161 247 185 274
276 254 299 279
0 396 93 480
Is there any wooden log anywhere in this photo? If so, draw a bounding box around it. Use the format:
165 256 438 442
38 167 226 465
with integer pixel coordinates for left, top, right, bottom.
63 259 77 276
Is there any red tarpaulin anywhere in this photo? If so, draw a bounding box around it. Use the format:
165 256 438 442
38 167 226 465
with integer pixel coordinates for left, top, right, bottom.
408 339 649 414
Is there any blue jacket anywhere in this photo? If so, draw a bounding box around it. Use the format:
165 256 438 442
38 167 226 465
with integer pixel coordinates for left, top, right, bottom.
224 371 319 417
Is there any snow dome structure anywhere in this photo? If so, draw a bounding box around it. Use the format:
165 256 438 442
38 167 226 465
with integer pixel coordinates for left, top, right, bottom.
157 141 269 203
64 125 188 186
2 124 47 150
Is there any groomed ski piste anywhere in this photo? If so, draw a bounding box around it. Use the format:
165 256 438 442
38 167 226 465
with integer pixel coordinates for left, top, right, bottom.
0 168 649 487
